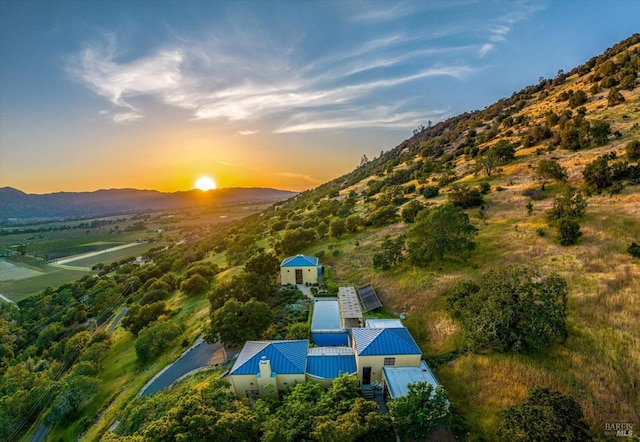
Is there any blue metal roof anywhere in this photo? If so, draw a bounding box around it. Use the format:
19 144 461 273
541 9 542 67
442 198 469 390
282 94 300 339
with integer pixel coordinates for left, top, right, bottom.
383 361 441 399
230 340 309 375
352 327 422 356
281 255 319 268
307 354 357 379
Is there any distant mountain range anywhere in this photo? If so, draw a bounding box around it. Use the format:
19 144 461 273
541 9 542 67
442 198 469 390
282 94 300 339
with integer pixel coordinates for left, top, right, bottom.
0 187 297 221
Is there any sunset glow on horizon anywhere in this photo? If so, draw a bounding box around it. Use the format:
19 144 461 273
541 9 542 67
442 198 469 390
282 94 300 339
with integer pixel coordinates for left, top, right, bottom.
1 1 638 195
194 176 217 192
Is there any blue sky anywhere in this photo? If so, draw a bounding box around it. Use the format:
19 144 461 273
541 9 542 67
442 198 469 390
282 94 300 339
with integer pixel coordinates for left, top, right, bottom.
1 0 638 193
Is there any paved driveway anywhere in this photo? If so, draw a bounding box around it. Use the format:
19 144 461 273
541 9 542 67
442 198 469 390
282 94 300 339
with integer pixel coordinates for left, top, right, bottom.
139 339 225 396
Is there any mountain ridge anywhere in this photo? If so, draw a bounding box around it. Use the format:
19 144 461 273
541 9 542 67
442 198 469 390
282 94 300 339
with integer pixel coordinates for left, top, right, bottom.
0 186 297 221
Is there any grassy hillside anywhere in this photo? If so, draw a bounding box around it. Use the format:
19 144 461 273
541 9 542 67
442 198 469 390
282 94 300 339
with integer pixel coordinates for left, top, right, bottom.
243 34 640 439
3 34 639 442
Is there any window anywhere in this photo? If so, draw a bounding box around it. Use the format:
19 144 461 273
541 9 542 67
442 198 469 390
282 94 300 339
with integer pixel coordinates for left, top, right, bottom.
383 357 396 366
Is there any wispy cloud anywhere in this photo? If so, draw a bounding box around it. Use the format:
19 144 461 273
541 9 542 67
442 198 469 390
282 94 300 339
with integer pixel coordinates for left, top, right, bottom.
485 2 547 44
69 33 473 131
276 106 450 134
112 112 144 124
67 3 524 133
478 43 494 57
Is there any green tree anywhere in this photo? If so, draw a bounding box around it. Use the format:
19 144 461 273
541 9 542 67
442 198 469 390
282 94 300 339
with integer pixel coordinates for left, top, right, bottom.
388 382 450 441
275 228 316 257
421 185 439 199
491 139 516 163
262 382 325 442
568 89 587 108
496 387 592 442
401 199 424 223
583 156 612 193
121 301 171 335
344 214 363 233
372 235 406 270
448 185 484 208
244 251 280 279
535 159 567 190
406 204 478 265
316 222 329 238
546 187 587 221
625 140 640 162
329 218 346 238
134 320 182 363
477 140 515 177
46 375 101 423
312 398 394 442
590 119 611 145
446 266 568 352
208 272 274 309
207 298 274 347
366 206 399 227
63 331 92 365
285 322 311 340
180 273 210 297
607 87 625 106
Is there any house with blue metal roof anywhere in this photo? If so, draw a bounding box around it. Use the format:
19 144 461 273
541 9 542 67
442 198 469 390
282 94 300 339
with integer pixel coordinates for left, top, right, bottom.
280 254 320 285
352 327 422 385
228 306 438 401
229 340 309 398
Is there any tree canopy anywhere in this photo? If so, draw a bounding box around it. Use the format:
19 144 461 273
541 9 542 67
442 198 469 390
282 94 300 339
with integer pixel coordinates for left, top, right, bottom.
496 387 592 441
207 298 274 347
406 204 478 265
535 158 567 190
387 382 450 441
446 266 568 352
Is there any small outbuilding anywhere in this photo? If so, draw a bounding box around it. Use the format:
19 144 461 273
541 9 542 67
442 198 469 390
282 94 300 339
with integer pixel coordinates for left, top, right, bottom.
280 255 320 285
383 360 441 399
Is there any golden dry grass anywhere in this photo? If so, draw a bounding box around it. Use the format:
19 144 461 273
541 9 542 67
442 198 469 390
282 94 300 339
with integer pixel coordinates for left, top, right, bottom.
325 55 640 438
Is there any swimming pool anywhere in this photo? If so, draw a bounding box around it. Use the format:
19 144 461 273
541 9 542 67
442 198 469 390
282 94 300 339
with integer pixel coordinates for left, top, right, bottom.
311 298 349 346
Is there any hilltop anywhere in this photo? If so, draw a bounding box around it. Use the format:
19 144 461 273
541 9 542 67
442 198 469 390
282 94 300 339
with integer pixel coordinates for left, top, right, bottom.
1 34 639 441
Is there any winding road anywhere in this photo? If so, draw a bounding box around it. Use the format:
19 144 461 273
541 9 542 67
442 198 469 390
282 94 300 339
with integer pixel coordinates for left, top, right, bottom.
138 337 225 397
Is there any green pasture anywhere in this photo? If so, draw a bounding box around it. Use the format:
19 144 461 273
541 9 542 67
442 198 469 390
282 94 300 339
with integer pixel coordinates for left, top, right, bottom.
0 267 92 301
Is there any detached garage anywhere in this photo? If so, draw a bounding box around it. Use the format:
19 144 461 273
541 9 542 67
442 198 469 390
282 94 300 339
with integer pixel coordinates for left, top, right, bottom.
280 255 320 285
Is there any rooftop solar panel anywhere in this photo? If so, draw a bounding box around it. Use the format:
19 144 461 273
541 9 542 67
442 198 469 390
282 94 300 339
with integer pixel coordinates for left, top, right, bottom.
357 284 382 312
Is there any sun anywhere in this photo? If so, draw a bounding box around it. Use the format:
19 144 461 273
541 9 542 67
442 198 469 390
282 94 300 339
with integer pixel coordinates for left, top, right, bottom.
194 176 217 191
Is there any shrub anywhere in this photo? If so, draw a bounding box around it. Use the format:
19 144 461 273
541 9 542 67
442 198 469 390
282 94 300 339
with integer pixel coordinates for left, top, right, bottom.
628 242 640 258
558 217 582 246
448 185 484 208
497 387 592 442
421 185 440 199
626 140 640 162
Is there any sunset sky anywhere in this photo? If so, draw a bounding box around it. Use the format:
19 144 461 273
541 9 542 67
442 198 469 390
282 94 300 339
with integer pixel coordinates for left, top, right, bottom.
1 0 638 193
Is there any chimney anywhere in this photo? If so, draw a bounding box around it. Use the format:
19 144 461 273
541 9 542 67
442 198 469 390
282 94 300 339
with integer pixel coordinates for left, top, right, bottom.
259 356 271 379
